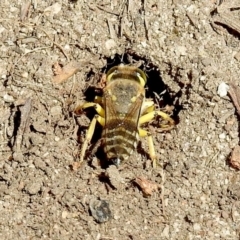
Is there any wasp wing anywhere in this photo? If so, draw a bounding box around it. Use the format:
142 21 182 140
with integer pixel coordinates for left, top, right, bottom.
103 90 144 153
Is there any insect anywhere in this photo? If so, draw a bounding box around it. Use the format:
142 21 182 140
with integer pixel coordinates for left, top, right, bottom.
75 64 175 167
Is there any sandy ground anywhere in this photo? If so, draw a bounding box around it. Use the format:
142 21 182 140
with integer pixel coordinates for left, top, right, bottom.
1 0 240 239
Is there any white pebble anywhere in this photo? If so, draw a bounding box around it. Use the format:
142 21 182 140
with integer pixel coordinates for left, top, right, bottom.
50 106 62 116
162 225 169 237
217 82 229 97
193 223 201 231
141 41 147 48
219 133 226 139
3 94 14 103
177 46 187 56
44 3 62 15
21 72 28 78
54 136 60 142
64 44 70 50
196 136 200 143
62 211 68 219
105 39 116 50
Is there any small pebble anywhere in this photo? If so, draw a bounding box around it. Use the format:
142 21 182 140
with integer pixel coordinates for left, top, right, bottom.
50 106 62 116
105 39 116 50
230 145 240 170
193 223 201 231
54 136 60 142
105 165 124 189
24 181 42 195
219 133 225 139
21 72 28 78
141 41 147 48
44 2 62 15
64 44 70 50
62 211 68 219
234 51 240 61
3 94 14 103
162 225 169 237
89 199 112 223
217 82 229 97
177 46 187 56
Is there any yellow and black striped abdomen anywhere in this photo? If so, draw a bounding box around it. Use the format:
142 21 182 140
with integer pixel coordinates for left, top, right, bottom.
102 119 139 165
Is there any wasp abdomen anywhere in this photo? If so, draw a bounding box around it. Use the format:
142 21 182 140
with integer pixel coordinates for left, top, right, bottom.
103 121 139 165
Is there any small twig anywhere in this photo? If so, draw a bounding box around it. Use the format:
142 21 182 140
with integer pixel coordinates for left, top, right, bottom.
205 150 220 167
106 19 117 39
37 26 70 61
88 3 119 16
159 168 166 216
143 0 149 41
211 1 240 35
228 82 240 116
228 83 240 170
96 5 119 16
20 22 70 61
119 0 128 37
231 202 237 222
20 1 31 21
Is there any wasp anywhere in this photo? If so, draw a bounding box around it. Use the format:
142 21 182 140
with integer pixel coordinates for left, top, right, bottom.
75 64 175 167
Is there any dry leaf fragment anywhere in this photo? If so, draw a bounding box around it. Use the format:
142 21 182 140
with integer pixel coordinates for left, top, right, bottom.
230 146 240 170
52 61 81 84
71 161 82 171
135 177 159 196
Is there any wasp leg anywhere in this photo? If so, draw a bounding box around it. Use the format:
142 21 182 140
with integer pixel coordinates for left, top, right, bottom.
80 115 105 163
75 102 105 117
138 108 174 168
141 100 154 114
94 96 102 104
139 110 174 130
138 128 157 168
138 128 148 137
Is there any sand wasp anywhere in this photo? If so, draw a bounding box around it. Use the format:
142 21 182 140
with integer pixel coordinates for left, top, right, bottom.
75 64 175 167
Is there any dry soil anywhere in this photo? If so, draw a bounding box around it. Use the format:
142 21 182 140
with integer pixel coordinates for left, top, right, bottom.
1 0 240 239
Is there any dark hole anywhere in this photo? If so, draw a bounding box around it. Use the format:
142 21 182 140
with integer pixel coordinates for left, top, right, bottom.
9 108 21 149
